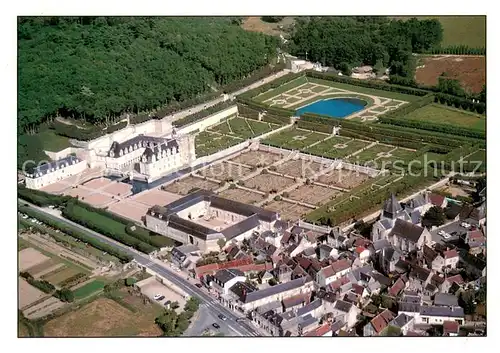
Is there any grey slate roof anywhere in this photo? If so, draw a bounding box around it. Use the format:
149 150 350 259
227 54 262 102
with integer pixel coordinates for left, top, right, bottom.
383 194 403 218
27 155 83 177
398 302 420 313
243 276 313 304
214 268 245 284
389 219 425 243
434 293 459 307
410 210 421 224
390 313 413 328
407 194 428 209
331 319 345 333
108 134 178 158
379 218 393 230
298 314 317 330
297 299 322 317
222 214 261 240
419 306 464 318
333 299 353 313
372 239 391 252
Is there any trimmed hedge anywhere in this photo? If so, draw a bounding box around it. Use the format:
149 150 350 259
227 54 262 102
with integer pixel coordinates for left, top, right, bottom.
62 201 156 254
236 103 262 120
435 93 485 115
304 70 430 97
172 100 235 128
52 120 128 141
297 120 333 134
379 115 485 139
18 186 73 207
262 113 290 125
422 45 486 56
59 273 89 288
20 272 55 293
18 204 133 263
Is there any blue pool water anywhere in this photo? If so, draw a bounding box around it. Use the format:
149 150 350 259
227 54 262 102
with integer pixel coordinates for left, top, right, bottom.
295 98 367 118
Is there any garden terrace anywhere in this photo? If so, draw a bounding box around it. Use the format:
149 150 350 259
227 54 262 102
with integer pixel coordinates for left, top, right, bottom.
261 128 329 151
208 117 279 139
228 149 284 167
195 132 243 157
305 137 372 159
286 184 342 206
244 172 295 193
218 187 264 205
263 199 315 221
196 161 254 181
161 175 220 195
274 158 329 179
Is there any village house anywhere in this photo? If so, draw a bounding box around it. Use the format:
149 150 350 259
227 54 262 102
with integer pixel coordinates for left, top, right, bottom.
316 258 351 287
417 306 465 325
422 245 445 272
329 299 360 329
211 269 246 295
443 249 460 270
389 313 415 336
355 246 370 263
434 293 459 307
318 244 339 261
398 291 422 318
443 321 460 337
387 219 432 253
378 245 402 275
429 193 448 209
363 309 396 336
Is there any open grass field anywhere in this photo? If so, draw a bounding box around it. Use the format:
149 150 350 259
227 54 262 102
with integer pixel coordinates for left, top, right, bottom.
241 16 296 37
306 137 372 159
195 131 243 157
43 297 163 337
393 16 486 47
37 127 72 153
261 128 328 150
72 280 106 299
400 104 485 131
42 266 83 285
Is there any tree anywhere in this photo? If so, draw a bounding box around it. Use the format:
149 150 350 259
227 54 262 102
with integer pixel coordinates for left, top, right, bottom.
184 296 200 313
261 17 285 23
54 288 74 302
476 282 486 304
458 290 476 315
171 301 180 310
437 73 465 96
125 277 137 286
217 238 226 251
268 278 278 286
421 206 446 228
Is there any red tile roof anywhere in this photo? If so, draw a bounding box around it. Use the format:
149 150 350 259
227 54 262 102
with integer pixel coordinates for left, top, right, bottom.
304 323 332 337
370 309 395 334
446 274 465 285
355 246 367 255
351 283 365 296
388 277 406 297
443 321 460 334
405 331 422 337
331 258 351 273
468 230 483 240
443 249 459 259
195 258 256 277
321 265 336 278
330 276 350 291
354 238 366 247
429 193 446 206
296 256 312 270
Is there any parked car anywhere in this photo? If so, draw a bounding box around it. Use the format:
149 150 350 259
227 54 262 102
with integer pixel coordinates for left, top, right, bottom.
212 323 220 329
154 294 164 301
218 314 227 321
443 233 451 239
461 222 471 229
438 230 445 236
195 283 203 288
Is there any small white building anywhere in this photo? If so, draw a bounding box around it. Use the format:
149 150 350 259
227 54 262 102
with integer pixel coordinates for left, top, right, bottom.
211 269 246 295
24 155 87 190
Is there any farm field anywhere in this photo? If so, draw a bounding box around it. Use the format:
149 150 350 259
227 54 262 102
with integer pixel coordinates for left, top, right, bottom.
317 168 372 189
43 297 163 337
195 131 243 157
261 128 328 150
42 266 83 286
287 184 342 206
398 104 485 131
72 280 106 300
162 175 219 195
218 187 264 205
197 161 253 181
274 158 327 179
415 56 485 94
393 16 486 47
240 16 296 37
229 149 284 167
263 200 314 221
244 173 295 193
306 137 372 159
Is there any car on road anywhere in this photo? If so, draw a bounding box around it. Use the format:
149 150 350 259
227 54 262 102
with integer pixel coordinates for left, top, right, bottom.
438 230 445 236
461 222 471 229
195 283 203 288
212 323 220 329
154 294 165 301
443 233 451 239
218 314 227 321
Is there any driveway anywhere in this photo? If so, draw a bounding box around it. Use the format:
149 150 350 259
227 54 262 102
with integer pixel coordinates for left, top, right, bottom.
429 220 467 245
139 278 187 313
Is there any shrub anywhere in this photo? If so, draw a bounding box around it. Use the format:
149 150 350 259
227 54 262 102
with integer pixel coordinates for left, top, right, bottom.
274 195 282 201
125 277 138 286
54 288 74 302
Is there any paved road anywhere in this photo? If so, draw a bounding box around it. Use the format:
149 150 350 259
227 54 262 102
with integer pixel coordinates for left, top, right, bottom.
19 199 261 337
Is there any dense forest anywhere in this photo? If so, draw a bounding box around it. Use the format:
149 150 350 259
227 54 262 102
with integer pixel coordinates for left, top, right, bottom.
18 17 279 132
288 17 443 79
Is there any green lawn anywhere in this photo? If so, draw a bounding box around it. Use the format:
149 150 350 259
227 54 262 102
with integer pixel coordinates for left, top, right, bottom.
393 16 486 47
195 131 243 157
350 144 395 163
306 137 371 159
261 127 328 150
37 127 72 152
402 104 485 131
254 76 308 102
305 77 419 102
72 280 106 300
209 118 276 139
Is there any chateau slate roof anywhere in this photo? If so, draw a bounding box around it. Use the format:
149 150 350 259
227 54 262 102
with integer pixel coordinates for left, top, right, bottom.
419 306 464 318
27 155 83 177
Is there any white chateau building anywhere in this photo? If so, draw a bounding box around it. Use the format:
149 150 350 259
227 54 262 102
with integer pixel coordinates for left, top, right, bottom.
24 156 87 190
105 133 195 182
